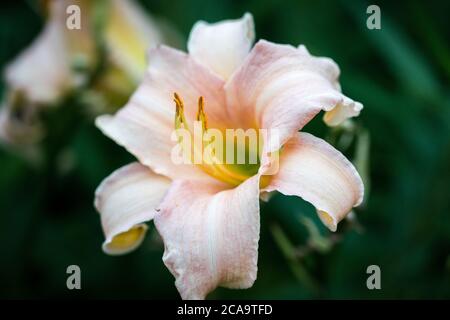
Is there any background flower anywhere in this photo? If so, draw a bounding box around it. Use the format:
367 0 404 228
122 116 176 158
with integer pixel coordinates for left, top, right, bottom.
0 0 181 155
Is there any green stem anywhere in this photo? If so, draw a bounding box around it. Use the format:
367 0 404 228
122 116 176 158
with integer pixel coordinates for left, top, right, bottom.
269 223 320 294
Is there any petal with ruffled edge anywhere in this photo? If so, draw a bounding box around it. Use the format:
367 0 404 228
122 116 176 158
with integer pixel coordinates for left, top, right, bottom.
96 45 229 181
94 162 171 255
323 96 363 126
188 13 254 80
154 175 260 299
262 132 364 231
225 40 363 153
297 46 363 126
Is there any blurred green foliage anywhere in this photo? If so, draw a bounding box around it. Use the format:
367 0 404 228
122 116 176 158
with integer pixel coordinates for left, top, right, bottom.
0 0 449 299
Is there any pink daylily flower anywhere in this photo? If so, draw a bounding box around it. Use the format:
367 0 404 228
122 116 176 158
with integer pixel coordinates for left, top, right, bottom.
94 13 364 299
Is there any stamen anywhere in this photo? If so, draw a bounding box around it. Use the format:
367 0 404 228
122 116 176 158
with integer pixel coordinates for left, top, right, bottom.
171 93 259 187
174 92 188 130
196 96 208 131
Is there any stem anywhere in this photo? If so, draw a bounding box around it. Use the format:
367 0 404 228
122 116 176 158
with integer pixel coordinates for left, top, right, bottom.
269 223 320 294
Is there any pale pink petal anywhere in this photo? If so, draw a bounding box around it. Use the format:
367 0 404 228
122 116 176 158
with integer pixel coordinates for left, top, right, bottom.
188 13 254 80
154 175 260 299
5 5 71 104
94 162 171 255
96 45 229 181
297 45 363 127
225 40 363 152
5 0 96 105
323 96 363 126
262 132 364 231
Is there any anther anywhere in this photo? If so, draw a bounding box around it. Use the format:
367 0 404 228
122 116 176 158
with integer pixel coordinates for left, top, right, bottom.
197 96 208 131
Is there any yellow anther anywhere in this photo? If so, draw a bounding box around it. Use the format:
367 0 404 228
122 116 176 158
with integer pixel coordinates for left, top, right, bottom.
173 92 183 110
171 93 259 187
196 96 208 131
174 92 188 130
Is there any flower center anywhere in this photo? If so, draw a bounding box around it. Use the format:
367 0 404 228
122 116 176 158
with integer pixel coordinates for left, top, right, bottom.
173 93 261 186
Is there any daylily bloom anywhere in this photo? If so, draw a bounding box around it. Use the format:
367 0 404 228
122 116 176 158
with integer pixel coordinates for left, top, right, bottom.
95 13 364 299
0 0 179 146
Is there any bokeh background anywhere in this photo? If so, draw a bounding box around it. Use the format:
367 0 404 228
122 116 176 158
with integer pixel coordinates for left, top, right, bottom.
1 0 449 299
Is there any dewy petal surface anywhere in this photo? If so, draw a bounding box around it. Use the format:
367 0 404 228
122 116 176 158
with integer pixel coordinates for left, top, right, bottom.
188 13 255 80
225 40 363 152
95 162 171 255
154 175 260 299
96 45 229 181
262 132 364 231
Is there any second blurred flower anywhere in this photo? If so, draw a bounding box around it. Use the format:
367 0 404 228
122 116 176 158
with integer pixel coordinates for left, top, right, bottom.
0 0 180 150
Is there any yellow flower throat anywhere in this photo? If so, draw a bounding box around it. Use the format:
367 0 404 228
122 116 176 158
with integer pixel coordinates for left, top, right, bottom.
173 93 261 186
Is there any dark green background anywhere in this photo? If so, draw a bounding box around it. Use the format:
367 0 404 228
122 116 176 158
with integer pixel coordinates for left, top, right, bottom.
0 0 449 299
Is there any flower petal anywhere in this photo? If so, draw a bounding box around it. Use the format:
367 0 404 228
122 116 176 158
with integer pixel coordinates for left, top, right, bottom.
225 40 363 152
154 175 260 299
105 0 165 81
96 45 228 181
262 132 364 231
297 46 363 127
94 162 171 255
5 0 96 105
5 6 71 104
323 96 363 126
188 13 254 80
